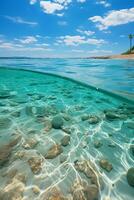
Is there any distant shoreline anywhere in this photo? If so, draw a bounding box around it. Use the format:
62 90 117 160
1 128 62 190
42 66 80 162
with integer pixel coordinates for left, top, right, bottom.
91 54 134 60
0 54 134 60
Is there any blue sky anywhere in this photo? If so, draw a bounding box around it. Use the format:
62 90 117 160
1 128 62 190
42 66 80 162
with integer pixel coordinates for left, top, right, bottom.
0 0 134 57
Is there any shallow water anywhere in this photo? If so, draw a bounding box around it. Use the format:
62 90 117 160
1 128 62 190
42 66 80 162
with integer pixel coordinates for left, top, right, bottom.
0 58 134 100
0 68 134 200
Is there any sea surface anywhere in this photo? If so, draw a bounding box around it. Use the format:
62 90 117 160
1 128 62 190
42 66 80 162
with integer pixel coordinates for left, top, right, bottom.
0 67 133 200
0 58 134 100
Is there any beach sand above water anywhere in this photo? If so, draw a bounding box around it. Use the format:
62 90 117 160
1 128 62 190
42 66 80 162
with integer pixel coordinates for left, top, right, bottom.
91 53 134 60
110 54 134 59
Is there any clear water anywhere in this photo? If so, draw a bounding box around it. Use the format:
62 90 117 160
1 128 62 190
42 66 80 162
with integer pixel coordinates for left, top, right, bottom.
0 58 134 100
0 68 133 200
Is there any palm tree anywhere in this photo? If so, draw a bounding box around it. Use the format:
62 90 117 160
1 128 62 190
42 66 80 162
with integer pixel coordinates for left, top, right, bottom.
128 34 134 53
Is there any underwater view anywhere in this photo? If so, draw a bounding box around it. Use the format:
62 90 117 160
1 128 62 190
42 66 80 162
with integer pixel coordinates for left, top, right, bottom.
0 58 134 101
0 67 133 200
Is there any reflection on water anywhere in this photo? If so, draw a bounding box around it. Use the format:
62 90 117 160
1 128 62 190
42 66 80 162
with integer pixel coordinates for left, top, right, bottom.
0 68 134 200
0 58 134 100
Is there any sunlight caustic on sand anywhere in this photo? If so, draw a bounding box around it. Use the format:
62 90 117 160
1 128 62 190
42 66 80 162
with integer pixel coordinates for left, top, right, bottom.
0 68 133 200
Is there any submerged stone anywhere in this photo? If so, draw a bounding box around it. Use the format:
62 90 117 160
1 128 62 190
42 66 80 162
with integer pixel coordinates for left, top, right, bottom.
71 179 99 200
81 114 89 121
127 167 134 187
74 160 101 187
105 110 120 121
75 105 85 111
88 115 100 124
86 184 99 200
0 90 11 99
32 94 43 100
61 135 70 146
9 101 19 107
47 95 57 100
44 119 52 132
25 105 46 117
0 136 21 166
63 114 71 121
22 138 38 149
40 187 67 200
0 117 12 129
34 106 46 117
28 156 42 174
62 126 72 134
0 175 25 200
14 96 28 104
0 145 11 166
94 140 103 148
99 159 113 172
11 111 21 118
52 115 64 129
14 173 26 184
26 105 33 116
32 186 40 194
45 144 63 159
15 151 25 159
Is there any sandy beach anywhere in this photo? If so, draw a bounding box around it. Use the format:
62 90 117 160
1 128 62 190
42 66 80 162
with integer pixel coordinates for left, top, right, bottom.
91 53 134 60
110 54 134 59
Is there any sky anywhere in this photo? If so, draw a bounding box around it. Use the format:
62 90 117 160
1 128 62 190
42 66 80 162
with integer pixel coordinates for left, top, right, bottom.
0 0 134 57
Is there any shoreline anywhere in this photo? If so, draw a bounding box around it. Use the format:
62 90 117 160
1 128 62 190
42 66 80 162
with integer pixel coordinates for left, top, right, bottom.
91 53 134 60
0 54 134 60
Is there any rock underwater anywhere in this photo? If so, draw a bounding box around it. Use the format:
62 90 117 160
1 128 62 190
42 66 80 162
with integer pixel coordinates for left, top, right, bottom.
0 136 21 167
45 144 63 159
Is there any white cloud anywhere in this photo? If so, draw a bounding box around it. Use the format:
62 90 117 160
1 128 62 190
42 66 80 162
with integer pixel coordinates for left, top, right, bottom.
57 13 64 16
103 30 111 34
29 0 87 15
4 16 38 26
76 29 95 36
0 42 24 49
58 21 67 25
54 0 72 5
0 38 53 52
96 1 111 8
35 43 50 46
57 35 105 46
16 36 38 44
77 0 86 3
40 1 64 14
87 38 105 45
30 0 37 5
0 45 52 52
87 49 112 55
59 35 85 46
16 47 53 51
71 49 84 52
89 7 134 30
31 0 73 15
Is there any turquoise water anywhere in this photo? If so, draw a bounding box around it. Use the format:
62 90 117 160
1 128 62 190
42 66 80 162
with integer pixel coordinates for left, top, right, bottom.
0 58 134 100
0 68 133 200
